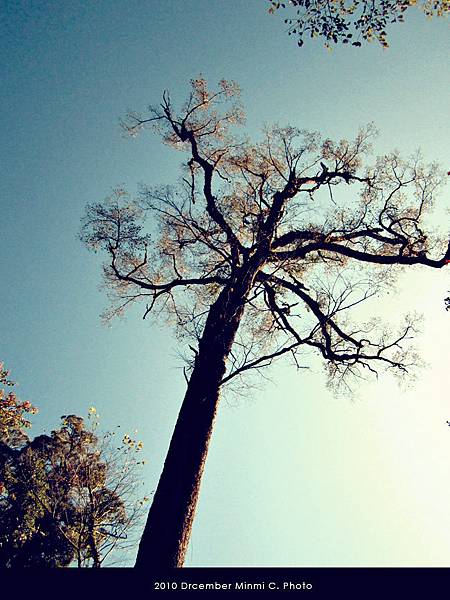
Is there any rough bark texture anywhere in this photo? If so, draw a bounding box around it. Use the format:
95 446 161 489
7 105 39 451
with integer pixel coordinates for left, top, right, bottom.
135 263 260 569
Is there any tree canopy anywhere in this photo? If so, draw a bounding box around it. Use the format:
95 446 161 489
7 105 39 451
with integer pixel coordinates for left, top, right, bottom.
83 78 448 390
268 0 449 48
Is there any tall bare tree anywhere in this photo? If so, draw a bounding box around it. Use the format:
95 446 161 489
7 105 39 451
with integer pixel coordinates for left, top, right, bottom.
81 78 449 568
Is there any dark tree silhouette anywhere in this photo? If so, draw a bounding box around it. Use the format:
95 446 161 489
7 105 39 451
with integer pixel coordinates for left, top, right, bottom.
0 366 147 567
268 0 449 48
81 78 449 568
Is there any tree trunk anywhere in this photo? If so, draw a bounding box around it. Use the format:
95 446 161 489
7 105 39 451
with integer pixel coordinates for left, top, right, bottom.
135 264 259 569
88 530 101 568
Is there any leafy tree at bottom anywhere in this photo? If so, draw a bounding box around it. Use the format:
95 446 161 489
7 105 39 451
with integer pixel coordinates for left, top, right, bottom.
0 364 148 567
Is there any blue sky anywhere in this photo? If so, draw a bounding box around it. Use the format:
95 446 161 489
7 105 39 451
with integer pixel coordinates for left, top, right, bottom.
1 0 449 566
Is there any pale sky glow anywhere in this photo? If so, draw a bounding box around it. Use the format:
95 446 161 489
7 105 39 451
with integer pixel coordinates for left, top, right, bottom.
187 267 450 566
1 0 449 567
